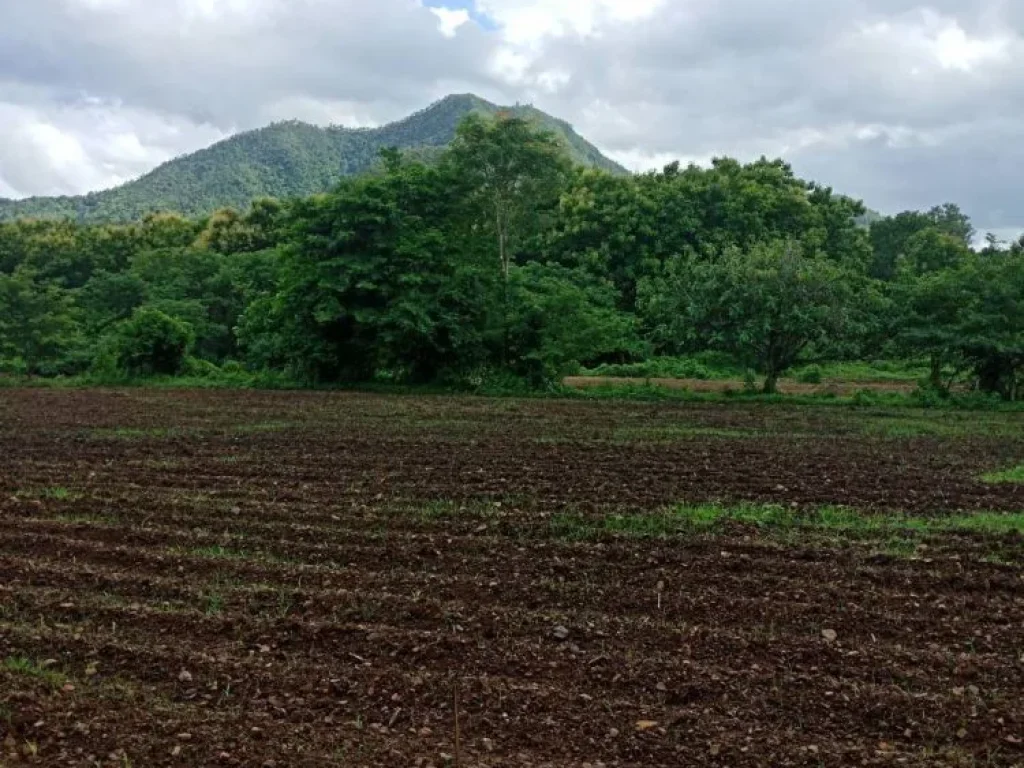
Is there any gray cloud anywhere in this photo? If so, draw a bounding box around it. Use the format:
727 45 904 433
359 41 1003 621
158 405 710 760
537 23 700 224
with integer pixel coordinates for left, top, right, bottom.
0 0 1022 235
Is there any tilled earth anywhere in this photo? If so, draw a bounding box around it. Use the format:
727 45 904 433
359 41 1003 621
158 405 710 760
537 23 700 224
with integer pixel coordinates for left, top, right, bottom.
1 388 1023 767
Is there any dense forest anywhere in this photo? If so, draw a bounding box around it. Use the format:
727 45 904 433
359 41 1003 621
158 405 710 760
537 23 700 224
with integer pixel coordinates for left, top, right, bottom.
0 95 624 223
1 113 1022 399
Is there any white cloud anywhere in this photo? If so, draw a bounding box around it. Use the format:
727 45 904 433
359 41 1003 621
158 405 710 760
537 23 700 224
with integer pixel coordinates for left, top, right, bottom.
430 6 471 38
2 0 1024 236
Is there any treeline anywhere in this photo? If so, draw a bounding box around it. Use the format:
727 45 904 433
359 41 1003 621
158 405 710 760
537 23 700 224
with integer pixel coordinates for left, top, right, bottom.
1 114 1022 398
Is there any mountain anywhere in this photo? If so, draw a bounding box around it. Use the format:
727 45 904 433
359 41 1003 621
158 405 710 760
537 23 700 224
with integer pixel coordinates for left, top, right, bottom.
0 94 627 223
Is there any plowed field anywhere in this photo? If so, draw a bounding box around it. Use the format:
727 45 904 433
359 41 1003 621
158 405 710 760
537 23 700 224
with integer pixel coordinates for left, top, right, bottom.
2 388 1023 767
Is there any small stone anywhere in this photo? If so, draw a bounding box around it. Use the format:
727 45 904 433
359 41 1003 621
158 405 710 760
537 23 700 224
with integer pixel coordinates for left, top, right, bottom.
636 720 658 731
171 746 181 757
552 625 570 641
176 733 192 741
656 682 667 692
821 629 838 643
178 670 193 683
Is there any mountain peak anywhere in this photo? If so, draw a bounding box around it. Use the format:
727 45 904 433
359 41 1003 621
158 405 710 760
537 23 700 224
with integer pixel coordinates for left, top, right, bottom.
0 95 626 224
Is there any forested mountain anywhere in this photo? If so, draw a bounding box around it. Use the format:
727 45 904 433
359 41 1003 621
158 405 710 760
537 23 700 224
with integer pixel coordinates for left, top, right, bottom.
0 94 626 223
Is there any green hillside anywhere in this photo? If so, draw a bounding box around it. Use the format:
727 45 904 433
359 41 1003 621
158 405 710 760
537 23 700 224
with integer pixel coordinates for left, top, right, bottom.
0 95 626 223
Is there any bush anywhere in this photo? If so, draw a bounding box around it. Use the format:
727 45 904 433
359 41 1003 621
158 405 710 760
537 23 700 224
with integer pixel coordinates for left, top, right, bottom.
0 357 28 377
182 357 222 379
796 365 824 384
111 308 194 377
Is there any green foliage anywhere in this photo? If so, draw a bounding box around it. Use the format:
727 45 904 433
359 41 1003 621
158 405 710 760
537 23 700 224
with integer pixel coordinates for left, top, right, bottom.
868 204 973 280
0 268 80 374
241 157 493 383
582 354 744 380
0 110 1018 401
795 364 824 384
110 307 194 376
505 263 641 384
447 112 572 279
981 465 1024 484
897 250 1024 399
544 158 870 313
639 239 871 393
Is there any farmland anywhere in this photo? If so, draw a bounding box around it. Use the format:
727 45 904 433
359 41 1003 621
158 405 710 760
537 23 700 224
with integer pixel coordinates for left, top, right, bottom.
1 388 1023 767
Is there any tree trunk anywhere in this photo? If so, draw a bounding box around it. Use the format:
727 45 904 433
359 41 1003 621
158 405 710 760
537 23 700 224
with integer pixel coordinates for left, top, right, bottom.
928 354 944 391
762 368 779 395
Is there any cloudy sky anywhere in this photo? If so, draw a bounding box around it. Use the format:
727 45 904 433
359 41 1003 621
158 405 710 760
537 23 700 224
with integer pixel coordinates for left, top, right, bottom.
1 0 1021 236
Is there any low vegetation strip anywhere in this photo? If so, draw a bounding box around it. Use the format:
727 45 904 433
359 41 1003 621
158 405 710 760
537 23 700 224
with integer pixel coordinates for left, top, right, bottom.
982 465 1024 484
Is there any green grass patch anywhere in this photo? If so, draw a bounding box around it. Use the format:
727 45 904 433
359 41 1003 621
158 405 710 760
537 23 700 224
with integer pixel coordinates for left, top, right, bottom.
186 545 249 560
552 504 1024 541
41 486 76 501
15 486 83 502
981 465 1024 484
91 426 187 440
4 657 68 689
611 425 756 442
230 421 298 435
859 409 1024 439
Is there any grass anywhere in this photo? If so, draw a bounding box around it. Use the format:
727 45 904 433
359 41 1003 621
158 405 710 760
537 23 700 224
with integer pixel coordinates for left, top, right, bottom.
204 592 225 616
41 486 74 500
15 486 83 502
611 425 756 442
551 503 1024 541
5 366 1024 412
186 545 249 560
981 465 1024 484
581 357 930 384
4 656 68 689
862 413 1024 439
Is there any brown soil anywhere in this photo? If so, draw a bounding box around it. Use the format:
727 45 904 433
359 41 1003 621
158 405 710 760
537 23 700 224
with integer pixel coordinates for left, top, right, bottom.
1 389 1022 767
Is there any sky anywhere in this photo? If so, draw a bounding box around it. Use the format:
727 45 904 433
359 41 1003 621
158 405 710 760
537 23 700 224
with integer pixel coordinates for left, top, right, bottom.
1 0 1022 237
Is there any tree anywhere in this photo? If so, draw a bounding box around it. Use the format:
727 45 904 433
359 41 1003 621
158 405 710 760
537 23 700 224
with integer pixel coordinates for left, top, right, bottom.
869 204 973 280
0 268 79 374
900 228 971 276
77 271 148 334
504 263 641 385
897 252 1024 399
241 156 493 383
639 240 865 393
111 307 193 376
446 113 571 281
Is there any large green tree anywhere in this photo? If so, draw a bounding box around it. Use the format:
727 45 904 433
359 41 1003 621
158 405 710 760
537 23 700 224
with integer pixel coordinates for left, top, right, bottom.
640 240 867 393
446 113 571 281
240 155 493 383
0 268 80 374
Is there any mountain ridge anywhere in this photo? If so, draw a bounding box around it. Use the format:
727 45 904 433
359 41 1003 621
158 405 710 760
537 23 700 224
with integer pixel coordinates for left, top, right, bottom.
0 94 627 223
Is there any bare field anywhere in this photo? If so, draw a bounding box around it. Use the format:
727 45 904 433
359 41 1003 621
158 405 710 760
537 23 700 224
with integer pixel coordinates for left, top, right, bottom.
1 389 1023 767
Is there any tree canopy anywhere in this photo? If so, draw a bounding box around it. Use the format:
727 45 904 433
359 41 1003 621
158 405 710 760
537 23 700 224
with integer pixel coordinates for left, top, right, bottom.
0 112 1020 400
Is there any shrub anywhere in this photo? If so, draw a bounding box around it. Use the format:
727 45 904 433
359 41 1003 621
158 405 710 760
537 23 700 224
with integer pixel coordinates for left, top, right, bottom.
796 365 824 384
182 357 222 379
111 308 194 377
